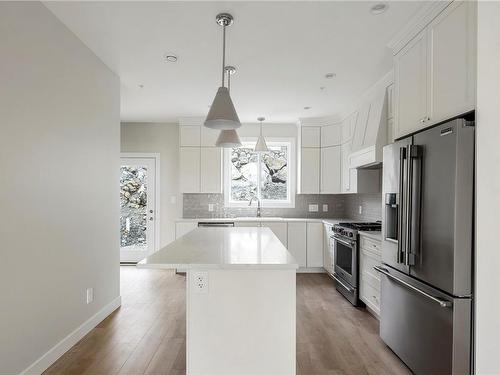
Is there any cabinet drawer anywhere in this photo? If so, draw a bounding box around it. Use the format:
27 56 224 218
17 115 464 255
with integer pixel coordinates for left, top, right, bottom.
361 280 380 314
360 236 382 257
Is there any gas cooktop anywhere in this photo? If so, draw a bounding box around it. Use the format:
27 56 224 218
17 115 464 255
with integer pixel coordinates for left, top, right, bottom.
337 222 382 231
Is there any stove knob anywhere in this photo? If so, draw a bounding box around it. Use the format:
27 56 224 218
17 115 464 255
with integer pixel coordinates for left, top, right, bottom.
349 232 353 237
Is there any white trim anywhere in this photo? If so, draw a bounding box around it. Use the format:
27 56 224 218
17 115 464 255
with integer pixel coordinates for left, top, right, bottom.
387 1 451 54
20 296 121 375
120 153 161 253
223 138 296 208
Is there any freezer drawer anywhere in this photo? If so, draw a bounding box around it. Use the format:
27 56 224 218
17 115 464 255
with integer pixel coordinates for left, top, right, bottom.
377 266 471 375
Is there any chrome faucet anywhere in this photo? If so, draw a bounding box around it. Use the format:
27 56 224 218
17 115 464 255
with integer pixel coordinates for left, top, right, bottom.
248 196 261 218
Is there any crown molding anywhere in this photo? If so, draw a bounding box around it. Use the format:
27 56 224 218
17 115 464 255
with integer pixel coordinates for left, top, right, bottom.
298 115 342 127
387 1 451 55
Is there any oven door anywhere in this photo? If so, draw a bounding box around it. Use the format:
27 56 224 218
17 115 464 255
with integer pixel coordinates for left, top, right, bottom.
333 235 357 287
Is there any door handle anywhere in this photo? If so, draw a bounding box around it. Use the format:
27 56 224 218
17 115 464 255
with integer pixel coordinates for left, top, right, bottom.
330 272 355 293
333 236 354 248
397 147 406 264
373 266 452 308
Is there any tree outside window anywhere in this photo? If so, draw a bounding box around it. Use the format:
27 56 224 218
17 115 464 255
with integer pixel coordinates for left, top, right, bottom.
226 140 295 207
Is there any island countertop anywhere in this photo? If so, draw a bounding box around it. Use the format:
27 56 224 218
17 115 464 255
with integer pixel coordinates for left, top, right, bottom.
137 227 298 270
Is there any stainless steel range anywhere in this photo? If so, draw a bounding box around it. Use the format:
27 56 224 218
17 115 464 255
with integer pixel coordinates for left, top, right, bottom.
330 222 381 306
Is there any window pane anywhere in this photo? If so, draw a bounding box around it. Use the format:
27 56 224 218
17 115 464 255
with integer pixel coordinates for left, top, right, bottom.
261 145 288 200
231 147 258 201
120 165 147 251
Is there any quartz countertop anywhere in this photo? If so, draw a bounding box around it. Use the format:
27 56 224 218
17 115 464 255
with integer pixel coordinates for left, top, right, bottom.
358 231 382 242
175 217 346 225
138 227 298 270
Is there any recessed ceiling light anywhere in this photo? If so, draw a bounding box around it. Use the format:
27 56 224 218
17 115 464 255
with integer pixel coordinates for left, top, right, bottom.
138 84 144 88
320 86 326 90
370 3 388 15
164 53 178 62
304 106 311 110
325 73 336 79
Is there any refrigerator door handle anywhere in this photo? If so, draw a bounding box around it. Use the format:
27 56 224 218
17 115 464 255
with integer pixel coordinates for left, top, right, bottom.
409 145 422 266
405 145 413 266
397 147 407 264
374 266 452 308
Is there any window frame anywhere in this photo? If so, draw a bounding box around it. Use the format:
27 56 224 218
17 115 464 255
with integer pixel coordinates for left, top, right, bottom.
224 137 296 208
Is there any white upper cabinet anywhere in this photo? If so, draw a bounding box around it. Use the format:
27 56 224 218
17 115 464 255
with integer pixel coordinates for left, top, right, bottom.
300 148 320 194
201 126 220 147
320 146 341 194
180 147 201 193
301 127 321 148
393 1 476 139
394 29 428 139
387 84 395 120
200 147 222 193
180 126 201 147
321 124 342 147
341 142 357 193
427 1 476 124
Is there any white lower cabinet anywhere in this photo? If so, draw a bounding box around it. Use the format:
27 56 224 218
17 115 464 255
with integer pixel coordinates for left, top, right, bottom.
323 223 334 274
287 222 307 267
234 221 261 227
175 221 198 239
306 222 324 268
359 235 382 316
262 222 288 247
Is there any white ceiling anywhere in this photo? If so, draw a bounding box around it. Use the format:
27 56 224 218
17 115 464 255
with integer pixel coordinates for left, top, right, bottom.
44 1 426 123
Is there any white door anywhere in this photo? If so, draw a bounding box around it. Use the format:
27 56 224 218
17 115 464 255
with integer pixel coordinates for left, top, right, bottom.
120 156 157 262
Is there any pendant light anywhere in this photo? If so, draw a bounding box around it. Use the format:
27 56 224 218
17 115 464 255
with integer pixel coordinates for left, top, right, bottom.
216 66 242 148
205 13 241 130
254 117 269 152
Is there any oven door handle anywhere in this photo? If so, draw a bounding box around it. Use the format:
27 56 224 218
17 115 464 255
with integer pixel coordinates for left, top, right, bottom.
330 272 355 293
332 236 354 248
373 266 452 308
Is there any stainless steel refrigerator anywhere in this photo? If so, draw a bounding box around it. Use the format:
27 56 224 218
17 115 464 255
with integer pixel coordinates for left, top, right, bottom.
378 117 474 374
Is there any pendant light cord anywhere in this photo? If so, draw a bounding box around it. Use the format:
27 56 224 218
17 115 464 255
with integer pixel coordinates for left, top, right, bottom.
221 25 226 87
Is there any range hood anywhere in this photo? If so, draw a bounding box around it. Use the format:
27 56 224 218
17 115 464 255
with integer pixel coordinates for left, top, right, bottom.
348 90 387 169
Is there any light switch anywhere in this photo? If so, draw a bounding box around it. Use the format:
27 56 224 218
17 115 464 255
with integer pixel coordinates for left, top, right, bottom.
208 203 214 212
322 204 328 212
308 204 319 212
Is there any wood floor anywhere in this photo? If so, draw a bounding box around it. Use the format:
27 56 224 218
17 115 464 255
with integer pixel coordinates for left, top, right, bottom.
44 267 410 375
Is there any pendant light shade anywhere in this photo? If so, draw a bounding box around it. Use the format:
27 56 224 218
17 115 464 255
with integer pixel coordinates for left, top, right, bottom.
204 13 241 130
205 87 241 129
215 129 242 148
254 117 269 153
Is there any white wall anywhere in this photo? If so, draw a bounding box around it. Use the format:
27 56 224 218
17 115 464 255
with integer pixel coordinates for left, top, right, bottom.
121 122 181 247
475 2 500 374
0 3 120 374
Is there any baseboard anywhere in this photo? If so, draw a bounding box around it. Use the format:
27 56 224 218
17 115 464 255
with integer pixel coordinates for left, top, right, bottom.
20 296 122 375
297 267 326 273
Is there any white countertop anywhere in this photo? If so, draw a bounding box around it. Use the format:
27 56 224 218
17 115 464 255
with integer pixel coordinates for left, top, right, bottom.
358 231 382 241
175 217 346 225
138 227 298 270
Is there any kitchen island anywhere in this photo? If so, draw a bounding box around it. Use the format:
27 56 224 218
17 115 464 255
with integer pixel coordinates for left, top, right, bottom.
138 226 298 375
